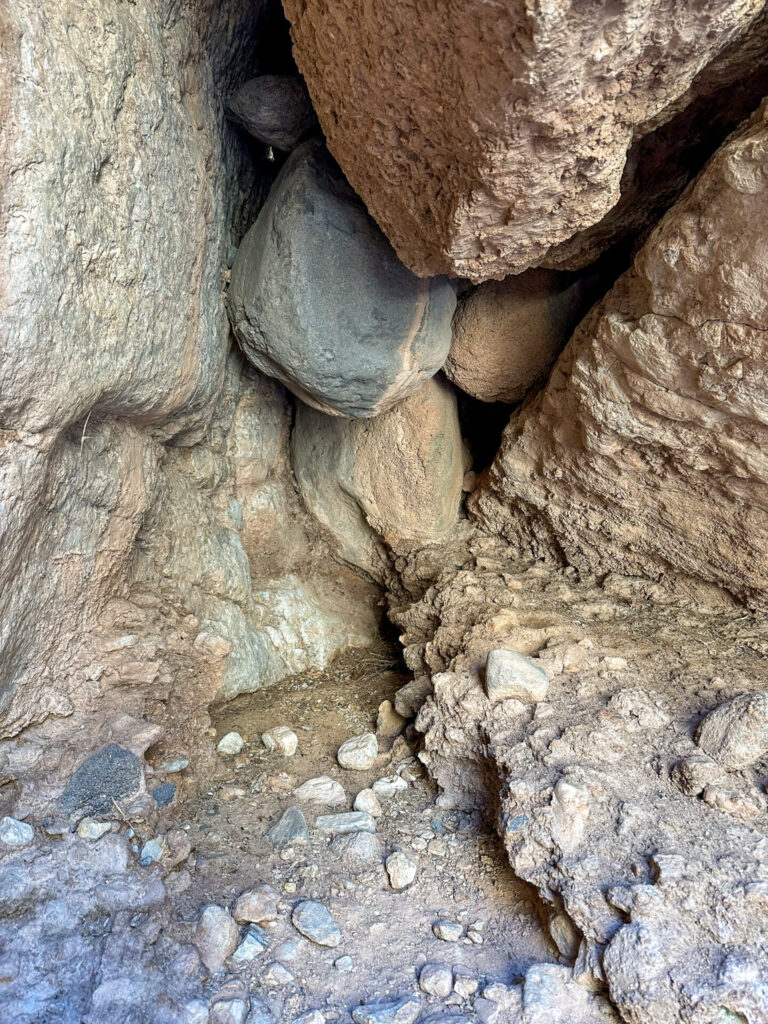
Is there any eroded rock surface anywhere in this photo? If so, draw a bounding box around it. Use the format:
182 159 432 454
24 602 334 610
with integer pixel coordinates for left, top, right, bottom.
284 0 768 279
227 140 456 418
475 99 768 612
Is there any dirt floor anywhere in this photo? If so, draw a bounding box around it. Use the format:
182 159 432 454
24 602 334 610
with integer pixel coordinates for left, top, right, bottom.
167 650 557 1020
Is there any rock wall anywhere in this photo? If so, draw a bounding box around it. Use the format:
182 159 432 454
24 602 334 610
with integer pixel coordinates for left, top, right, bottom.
0 0 378 737
284 0 768 280
474 99 768 612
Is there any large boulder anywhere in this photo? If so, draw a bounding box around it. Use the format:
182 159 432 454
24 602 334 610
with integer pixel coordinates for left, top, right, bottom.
227 140 456 418
445 270 590 405
284 0 768 280
292 377 466 575
474 99 768 612
225 74 318 151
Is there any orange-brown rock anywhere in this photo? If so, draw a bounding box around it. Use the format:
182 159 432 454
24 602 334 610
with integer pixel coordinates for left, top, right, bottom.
445 270 588 405
284 0 768 281
473 100 768 610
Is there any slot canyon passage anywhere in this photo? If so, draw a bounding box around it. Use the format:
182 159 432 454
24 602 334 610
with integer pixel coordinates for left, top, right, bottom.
4 0 768 1021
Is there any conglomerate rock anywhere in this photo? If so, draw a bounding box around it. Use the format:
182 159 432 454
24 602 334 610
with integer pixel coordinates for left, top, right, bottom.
227 139 456 418
390 533 768 1024
474 98 768 612
284 0 768 280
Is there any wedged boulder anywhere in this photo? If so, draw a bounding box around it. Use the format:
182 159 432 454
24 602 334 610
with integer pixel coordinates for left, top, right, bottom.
292 377 465 575
227 140 456 418
284 0 768 280
225 75 318 151
445 270 589 404
474 98 768 612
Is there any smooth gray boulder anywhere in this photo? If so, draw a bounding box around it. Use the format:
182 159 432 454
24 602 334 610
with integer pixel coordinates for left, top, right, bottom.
227 140 456 418
226 74 318 151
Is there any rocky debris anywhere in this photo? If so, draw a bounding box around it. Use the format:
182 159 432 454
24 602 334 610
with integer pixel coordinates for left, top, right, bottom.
194 905 240 972
59 744 142 818
75 818 111 841
474 98 768 612
0 817 34 848
293 1012 325 1024
432 920 463 943
702 782 765 821
217 732 245 757
394 677 433 719
335 955 355 973
225 75 318 151
337 734 378 771
291 900 342 947
353 789 382 818
351 996 420 1024
316 811 376 835
466 921 484 946
233 885 279 925
263 961 295 985
384 851 417 890
695 692 768 770
485 651 549 704
446 270 589 404
232 924 271 963
452 967 478 999
285 0 768 280
294 776 347 806
292 377 465 576
262 727 299 757
246 997 277 1024
140 835 168 866
419 963 453 998
227 139 455 419
272 937 308 963
266 807 309 848
211 996 249 1024
372 776 408 801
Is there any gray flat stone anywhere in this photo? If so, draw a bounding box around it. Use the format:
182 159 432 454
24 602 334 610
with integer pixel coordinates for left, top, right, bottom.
351 995 421 1024
315 811 376 835
0 817 34 848
291 900 341 947
266 806 309 848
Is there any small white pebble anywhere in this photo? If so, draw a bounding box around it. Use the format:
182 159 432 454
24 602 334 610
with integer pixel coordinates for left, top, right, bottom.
216 731 244 757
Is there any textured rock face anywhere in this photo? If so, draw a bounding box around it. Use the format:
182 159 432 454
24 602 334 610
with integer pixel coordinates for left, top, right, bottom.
475 99 768 611
445 270 589 404
284 0 768 280
227 140 456 418
292 377 465 576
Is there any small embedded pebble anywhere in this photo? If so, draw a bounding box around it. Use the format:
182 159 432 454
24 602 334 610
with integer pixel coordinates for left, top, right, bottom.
159 757 189 774
182 999 210 1024
453 967 478 998
351 995 420 1024
76 818 111 841
152 782 176 807
335 955 355 972
266 806 309 848
372 776 408 801
292 900 341 947
433 920 463 942
231 924 270 963
419 963 453 998
262 726 298 757
272 937 308 962
217 732 244 757
385 851 417 890
466 921 484 945
293 1013 325 1024
211 998 248 1024
316 811 376 835
337 733 378 771
332 832 383 866
194 904 239 972
0 817 34 848
353 789 382 817
485 649 549 703
233 884 279 924
263 961 294 986
140 836 168 866
294 776 346 806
